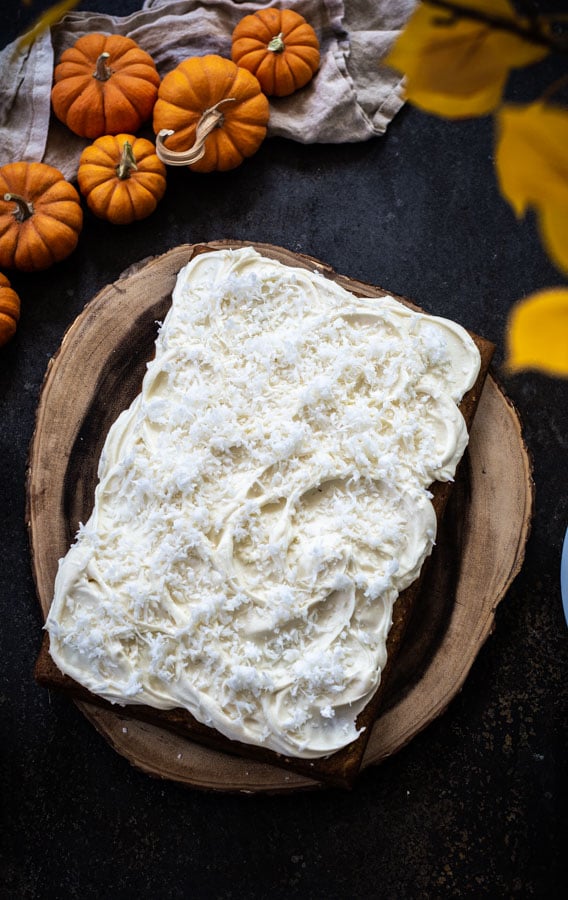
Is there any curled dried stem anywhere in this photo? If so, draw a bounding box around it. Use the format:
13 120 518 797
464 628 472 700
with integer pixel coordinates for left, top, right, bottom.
156 98 237 167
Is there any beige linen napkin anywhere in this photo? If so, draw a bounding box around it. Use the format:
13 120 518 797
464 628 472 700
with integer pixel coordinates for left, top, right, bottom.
0 0 413 180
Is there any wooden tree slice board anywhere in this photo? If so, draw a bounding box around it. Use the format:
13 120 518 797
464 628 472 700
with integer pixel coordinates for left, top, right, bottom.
27 241 533 793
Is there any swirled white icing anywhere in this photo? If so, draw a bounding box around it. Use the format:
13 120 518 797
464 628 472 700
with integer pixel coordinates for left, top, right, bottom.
46 247 481 758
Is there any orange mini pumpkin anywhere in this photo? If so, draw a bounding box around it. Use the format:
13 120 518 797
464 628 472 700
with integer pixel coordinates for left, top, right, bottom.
153 55 269 173
0 272 20 347
51 33 160 139
0 162 83 272
231 8 320 97
78 134 167 225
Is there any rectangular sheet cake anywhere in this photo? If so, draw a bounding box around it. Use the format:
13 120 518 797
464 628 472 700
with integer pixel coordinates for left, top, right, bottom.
36 246 493 786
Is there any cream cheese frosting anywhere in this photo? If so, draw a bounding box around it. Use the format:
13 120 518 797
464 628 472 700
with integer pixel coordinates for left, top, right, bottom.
46 246 481 758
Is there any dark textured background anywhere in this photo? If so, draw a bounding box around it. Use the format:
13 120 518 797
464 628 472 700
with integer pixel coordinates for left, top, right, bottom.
1 2 566 897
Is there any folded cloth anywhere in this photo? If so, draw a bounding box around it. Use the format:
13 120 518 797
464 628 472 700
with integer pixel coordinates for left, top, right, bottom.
0 0 413 181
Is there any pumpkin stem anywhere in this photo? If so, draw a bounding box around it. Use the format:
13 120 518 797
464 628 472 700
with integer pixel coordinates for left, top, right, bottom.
93 52 112 82
116 141 138 180
3 192 34 222
268 32 285 53
156 98 237 167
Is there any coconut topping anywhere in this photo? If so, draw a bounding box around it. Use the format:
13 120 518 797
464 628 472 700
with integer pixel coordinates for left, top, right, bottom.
46 247 481 758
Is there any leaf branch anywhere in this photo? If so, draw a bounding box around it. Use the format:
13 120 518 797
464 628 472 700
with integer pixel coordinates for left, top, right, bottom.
426 0 568 56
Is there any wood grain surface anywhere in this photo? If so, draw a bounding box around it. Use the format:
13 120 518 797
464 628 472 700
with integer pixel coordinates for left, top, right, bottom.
26 241 533 792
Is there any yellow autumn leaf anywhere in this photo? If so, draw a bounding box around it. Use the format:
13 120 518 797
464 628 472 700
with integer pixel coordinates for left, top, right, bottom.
505 288 568 376
385 0 548 118
17 0 80 51
496 102 568 276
